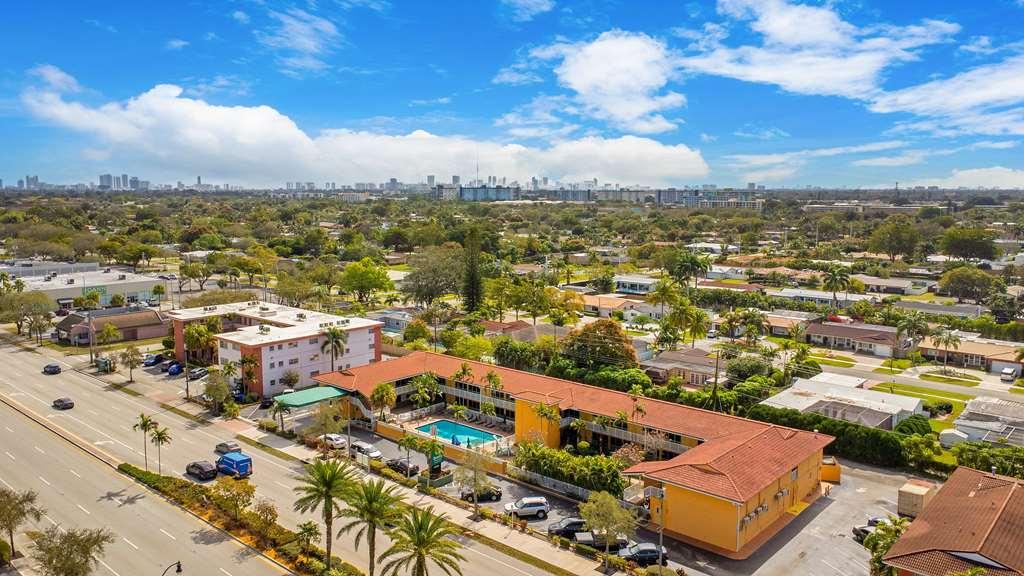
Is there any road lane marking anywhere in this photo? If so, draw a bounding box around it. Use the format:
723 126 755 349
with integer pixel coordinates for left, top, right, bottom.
43 514 58 526
160 528 176 540
34 446 45 454
220 569 234 576
98 557 122 576
69 469 82 478
3 426 11 432
88 409 99 416
77 504 90 515
121 537 138 550
274 481 290 489
38 476 50 486
461 542 534 576
4 451 14 460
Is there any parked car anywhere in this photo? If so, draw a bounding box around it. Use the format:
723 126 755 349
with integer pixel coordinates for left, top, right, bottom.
42 364 62 375
167 364 184 376
319 434 348 450
187 367 208 380
350 441 383 460
214 441 241 454
852 525 876 544
573 531 629 552
618 543 668 566
386 458 420 477
186 460 217 481
52 397 74 410
504 496 550 519
143 353 164 367
258 398 275 409
707 328 718 339
216 452 252 478
461 485 502 502
159 360 176 372
547 517 586 538
54 308 70 317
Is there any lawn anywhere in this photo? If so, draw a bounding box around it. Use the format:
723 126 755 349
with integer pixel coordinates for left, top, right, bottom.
811 356 856 368
918 372 981 387
1010 387 1024 395
898 292 956 304
810 350 856 363
872 358 914 375
388 263 411 271
764 335 793 347
40 335 168 355
875 382 973 433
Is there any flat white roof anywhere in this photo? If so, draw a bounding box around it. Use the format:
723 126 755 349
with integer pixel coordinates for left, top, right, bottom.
614 274 658 284
167 301 382 346
774 288 879 302
22 269 163 291
763 378 923 415
808 371 868 388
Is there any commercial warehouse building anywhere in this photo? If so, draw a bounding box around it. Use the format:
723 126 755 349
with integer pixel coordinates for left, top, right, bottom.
22 268 166 308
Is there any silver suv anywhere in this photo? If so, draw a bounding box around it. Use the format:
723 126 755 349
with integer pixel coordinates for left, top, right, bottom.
504 496 550 519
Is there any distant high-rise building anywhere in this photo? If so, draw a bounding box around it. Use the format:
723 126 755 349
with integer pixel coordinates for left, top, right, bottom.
306 182 315 190
542 177 549 187
196 176 202 186
747 182 756 190
99 174 113 189
452 175 460 185
129 176 139 190
17 179 24 189
0 179 4 189
114 176 122 189
121 173 128 188
427 175 435 187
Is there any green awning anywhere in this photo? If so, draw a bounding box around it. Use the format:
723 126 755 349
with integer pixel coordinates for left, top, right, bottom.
275 386 347 408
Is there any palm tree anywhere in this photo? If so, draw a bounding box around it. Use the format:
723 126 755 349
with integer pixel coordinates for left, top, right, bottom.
239 354 259 397
0 488 45 561
150 426 172 474
933 329 962 375
451 362 475 410
822 265 851 309
293 459 357 572
719 309 741 342
378 506 464 576
740 308 769 346
271 400 291 432
338 479 405 576
896 311 929 355
370 382 397 420
647 278 681 319
397 435 422 478
295 521 321 556
132 413 157 471
863 515 910 576
686 307 711 347
321 326 349 372
221 359 238 389
182 323 213 399
482 370 502 423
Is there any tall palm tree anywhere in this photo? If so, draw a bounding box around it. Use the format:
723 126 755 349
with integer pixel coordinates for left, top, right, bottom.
719 309 742 342
896 311 929 355
933 329 962 375
293 459 357 572
338 479 405 576
822 265 851 309
221 359 238 389
271 400 292 432
686 307 711 347
150 426 172 474
451 362 475 410
239 354 259 396
378 506 464 576
321 326 349 372
132 413 157 471
647 278 681 319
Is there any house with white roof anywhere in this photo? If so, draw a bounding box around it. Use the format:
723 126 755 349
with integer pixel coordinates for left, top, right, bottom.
763 378 926 431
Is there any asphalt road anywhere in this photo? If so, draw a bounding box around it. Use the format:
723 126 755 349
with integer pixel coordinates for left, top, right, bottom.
0 401 286 576
0 342 553 576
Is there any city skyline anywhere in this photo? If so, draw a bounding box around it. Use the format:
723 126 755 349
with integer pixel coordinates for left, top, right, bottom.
2 1 1024 188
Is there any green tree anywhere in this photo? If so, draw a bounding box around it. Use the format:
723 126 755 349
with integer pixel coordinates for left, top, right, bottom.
204 368 230 414
378 506 464 576
212 476 256 521
118 345 143 382
940 227 998 261
0 488 45 561
150 426 172 474
450 335 493 361
822 265 851 309
401 246 464 306
293 459 357 572
250 498 279 546
270 400 292 431
453 448 494 518
151 283 166 303
461 228 484 312
31 525 114 576
96 322 122 349
370 382 397 419
403 319 431 343
295 520 321 556
341 257 394 304
132 413 157 471
321 326 349 372
484 277 515 321
939 266 998 303
868 215 920 262
338 479 405 576
579 490 636 571
901 433 941 471
280 369 300 388
182 322 214 398
647 278 681 318
863 515 910 576
895 311 929 351
560 318 639 369
108 293 125 307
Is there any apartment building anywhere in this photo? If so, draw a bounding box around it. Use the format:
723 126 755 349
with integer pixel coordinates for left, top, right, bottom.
166 301 382 396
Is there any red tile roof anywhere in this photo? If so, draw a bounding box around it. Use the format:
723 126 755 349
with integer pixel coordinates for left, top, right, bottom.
316 351 833 502
624 426 832 502
884 466 1024 576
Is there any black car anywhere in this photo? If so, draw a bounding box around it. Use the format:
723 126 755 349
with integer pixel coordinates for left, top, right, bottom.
42 364 62 375
259 398 275 409
618 543 668 567
573 531 629 552
460 485 503 502
52 397 74 410
852 525 876 544
186 460 217 481
386 458 420 477
547 517 586 538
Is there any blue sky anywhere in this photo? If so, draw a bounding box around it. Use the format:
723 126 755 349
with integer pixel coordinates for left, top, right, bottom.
3 0 1024 189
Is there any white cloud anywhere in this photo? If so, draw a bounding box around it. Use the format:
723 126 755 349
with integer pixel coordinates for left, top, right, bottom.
28 64 81 92
733 124 789 140
165 39 189 51
409 96 452 106
183 75 252 98
533 30 685 133
492 64 543 85
959 36 997 55
256 9 340 75
727 140 905 181
904 167 1024 189
501 0 555 22
231 10 250 24
679 0 959 99
852 140 1019 167
494 95 579 139
20 81 708 187
700 132 717 143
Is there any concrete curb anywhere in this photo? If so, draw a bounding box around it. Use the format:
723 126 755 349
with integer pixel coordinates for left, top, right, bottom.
0 393 296 576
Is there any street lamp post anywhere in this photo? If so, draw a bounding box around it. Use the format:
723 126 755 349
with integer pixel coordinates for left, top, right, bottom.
161 561 182 575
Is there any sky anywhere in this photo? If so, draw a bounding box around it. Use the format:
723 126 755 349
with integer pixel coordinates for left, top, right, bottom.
3 0 1024 189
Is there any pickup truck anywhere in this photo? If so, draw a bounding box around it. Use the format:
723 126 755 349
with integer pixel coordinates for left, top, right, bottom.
216 452 252 478
573 531 630 552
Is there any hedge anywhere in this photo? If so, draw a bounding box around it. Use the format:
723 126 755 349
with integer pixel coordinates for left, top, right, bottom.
745 405 907 467
512 441 627 497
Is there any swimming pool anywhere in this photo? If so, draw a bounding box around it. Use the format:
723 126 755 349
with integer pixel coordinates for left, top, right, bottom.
417 419 499 447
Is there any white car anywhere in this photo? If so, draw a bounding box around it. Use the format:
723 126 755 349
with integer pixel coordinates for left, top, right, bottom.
350 440 383 460
319 434 347 450
504 496 550 519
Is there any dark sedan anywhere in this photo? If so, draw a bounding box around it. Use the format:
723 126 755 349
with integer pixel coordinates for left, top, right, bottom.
460 485 503 502
186 460 217 481
547 517 586 538
43 364 62 375
52 397 74 410
386 458 420 477
618 543 668 567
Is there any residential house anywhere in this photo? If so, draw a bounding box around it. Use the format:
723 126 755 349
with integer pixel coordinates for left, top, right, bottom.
54 306 169 345
366 308 416 336
916 332 1024 377
773 287 880 307
762 378 926 431
804 321 907 357
851 274 935 296
894 300 987 319
685 242 739 254
613 274 659 295
641 348 722 386
883 466 1024 576
764 309 822 337
953 397 1024 447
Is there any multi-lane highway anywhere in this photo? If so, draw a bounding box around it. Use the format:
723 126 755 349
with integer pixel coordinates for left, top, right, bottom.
0 342 552 576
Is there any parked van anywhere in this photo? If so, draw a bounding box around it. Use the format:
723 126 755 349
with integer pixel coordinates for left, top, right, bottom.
1001 367 1017 382
216 452 252 478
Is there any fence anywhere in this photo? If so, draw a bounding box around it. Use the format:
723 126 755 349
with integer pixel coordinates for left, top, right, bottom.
395 402 445 422
506 464 649 518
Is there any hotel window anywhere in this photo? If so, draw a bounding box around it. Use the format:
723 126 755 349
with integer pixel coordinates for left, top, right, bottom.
270 379 277 386
309 354 320 362
288 341 298 348
790 467 798 481
289 358 299 365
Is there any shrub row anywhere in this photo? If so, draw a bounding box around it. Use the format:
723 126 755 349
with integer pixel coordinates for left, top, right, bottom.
512 441 628 497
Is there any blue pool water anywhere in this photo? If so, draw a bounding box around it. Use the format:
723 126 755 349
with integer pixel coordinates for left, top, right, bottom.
417 419 499 447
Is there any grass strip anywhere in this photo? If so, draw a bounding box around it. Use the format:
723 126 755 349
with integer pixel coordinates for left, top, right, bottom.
879 383 976 401
810 357 855 368
872 367 905 375
158 402 209 425
1010 387 1024 395
918 373 980 387
235 434 304 464
108 383 142 397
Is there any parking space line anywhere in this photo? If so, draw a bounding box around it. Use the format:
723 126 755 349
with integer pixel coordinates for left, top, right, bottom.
77 504 90 515
121 537 138 550
38 476 50 486
160 528 176 540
